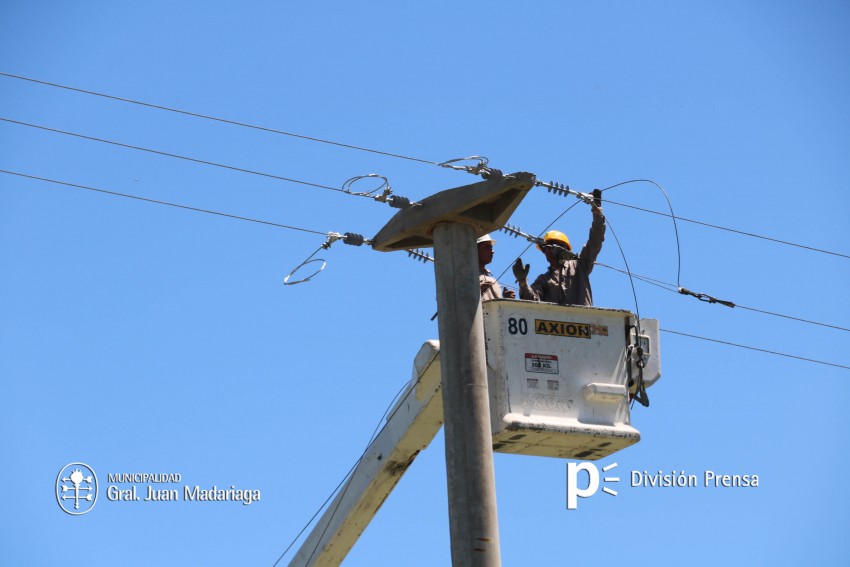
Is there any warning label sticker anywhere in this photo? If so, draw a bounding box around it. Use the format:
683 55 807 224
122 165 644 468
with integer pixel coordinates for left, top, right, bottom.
534 319 592 339
525 353 560 374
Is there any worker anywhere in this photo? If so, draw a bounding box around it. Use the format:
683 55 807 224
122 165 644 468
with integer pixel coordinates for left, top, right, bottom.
478 234 515 300
512 191 605 306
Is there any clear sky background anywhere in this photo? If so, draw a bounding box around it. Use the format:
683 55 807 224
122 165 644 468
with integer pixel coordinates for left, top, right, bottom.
2 2 849 565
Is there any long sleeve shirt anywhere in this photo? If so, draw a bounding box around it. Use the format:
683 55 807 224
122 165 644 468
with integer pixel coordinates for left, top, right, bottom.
479 268 504 301
519 210 605 306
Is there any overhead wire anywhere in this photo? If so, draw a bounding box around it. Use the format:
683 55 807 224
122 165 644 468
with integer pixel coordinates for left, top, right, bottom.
595 262 850 333
299 376 414 566
272 363 432 566
0 117 347 194
598 212 642 324
0 71 441 166
4 165 409 566
6 72 848 367
661 328 850 371
0 169 329 236
4 73 847 259
600 178 682 286
603 196 850 260
9 72 848 562
494 180 848 371
270 456 363 567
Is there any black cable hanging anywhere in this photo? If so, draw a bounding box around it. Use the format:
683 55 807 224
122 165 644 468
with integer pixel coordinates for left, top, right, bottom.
661 328 850 371
595 262 850 334
0 72 441 166
0 169 328 235
271 369 431 566
0 117 419 209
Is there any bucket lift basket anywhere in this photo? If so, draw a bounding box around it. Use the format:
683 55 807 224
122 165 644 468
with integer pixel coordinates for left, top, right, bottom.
483 299 660 460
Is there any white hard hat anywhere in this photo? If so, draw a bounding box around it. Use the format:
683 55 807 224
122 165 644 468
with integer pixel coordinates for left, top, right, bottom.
477 233 496 244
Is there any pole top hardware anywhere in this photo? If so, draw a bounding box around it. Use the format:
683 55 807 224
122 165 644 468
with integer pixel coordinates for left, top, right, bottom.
370 171 536 252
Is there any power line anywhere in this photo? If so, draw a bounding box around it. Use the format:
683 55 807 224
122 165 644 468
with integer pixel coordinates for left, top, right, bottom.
0 169 328 236
596 262 850 333
733 304 850 332
496 188 848 336
661 328 850 371
0 116 346 194
8 94 846 266
271 458 362 567
0 71 440 166
603 197 850 260
601 178 683 286
272 374 423 566
6 71 847 262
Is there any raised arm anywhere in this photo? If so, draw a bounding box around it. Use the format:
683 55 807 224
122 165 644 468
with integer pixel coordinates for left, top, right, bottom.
578 204 606 272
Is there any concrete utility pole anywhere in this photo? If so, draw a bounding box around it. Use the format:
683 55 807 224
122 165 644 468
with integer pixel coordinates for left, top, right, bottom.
432 222 500 564
373 172 535 566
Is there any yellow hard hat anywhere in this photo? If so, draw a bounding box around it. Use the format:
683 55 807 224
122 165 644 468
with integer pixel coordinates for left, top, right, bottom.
537 230 571 251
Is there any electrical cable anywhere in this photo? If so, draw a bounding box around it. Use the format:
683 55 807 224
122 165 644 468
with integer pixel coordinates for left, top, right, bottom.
5 72 848 259
0 169 328 236
0 71 440 166
540 179 849 335
733 304 850 332
300 379 415 566
273 363 432 566
601 179 683 286
661 328 850 371
501 188 848 372
270 457 363 567
603 196 850 260
600 212 642 325
595 262 850 333
0 117 347 194
596 263 679 292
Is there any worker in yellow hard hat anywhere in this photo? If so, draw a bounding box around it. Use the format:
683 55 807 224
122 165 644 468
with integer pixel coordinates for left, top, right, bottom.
477 233 515 300
512 189 605 306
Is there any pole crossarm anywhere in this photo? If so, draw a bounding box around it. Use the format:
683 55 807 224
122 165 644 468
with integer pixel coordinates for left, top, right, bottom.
370 172 536 252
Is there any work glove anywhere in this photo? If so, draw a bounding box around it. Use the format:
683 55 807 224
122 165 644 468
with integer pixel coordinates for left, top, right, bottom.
512 258 530 282
592 188 602 208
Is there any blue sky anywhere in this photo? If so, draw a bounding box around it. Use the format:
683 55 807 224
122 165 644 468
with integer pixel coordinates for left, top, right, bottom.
2 2 849 565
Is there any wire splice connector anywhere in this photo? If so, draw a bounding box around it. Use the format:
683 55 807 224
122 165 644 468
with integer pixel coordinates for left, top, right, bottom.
321 232 342 249
678 287 736 308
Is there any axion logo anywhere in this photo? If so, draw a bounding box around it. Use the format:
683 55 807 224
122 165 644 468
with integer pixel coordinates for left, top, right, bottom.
566 461 619 510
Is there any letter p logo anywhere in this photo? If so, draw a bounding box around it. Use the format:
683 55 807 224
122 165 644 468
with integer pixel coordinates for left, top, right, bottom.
566 462 599 509
566 462 618 510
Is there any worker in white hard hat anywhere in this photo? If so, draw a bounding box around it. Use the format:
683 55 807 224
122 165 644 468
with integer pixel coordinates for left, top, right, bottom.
512 190 605 306
477 233 515 300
